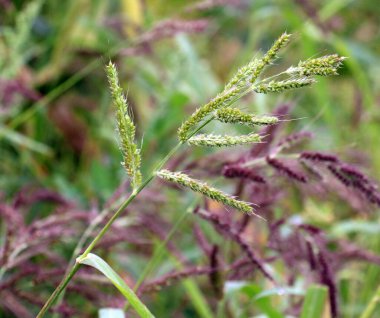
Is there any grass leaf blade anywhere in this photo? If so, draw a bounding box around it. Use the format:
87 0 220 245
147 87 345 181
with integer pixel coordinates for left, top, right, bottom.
78 253 155 318
300 284 328 318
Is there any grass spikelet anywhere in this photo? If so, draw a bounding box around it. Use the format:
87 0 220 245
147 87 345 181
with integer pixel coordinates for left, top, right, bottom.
250 32 292 82
253 77 316 94
299 54 346 69
106 62 142 190
177 87 242 141
288 54 347 76
215 107 278 126
156 169 254 214
188 133 262 147
224 58 260 90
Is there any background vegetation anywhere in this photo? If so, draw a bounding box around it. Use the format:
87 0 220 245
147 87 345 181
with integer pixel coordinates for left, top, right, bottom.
1 0 380 317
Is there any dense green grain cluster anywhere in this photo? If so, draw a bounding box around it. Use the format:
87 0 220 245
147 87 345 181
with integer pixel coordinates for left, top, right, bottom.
177 87 242 142
250 32 291 82
224 58 260 90
253 78 316 94
106 62 142 191
288 54 347 76
215 107 279 126
188 133 261 147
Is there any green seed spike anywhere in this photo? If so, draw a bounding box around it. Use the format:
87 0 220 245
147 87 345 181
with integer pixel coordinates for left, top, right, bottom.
215 107 278 126
106 62 142 190
253 77 316 94
156 170 258 216
287 54 347 77
250 32 292 83
188 133 262 147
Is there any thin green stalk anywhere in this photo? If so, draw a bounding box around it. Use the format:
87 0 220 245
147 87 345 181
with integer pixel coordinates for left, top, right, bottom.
51 193 129 316
36 262 81 318
36 190 138 318
37 114 213 317
52 208 116 318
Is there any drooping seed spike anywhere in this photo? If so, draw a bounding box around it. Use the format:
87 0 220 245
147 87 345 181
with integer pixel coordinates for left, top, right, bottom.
156 169 257 215
253 77 316 94
188 133 262 147
215 107 279 126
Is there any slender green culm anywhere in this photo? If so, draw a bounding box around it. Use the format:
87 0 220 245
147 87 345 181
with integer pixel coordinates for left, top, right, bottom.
188 133 261 147
215 107 279 126
156 169 254 214
106 62 142 190
253 77 316 94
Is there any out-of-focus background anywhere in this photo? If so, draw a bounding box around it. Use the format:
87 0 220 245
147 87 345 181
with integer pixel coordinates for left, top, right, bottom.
1 1 380 317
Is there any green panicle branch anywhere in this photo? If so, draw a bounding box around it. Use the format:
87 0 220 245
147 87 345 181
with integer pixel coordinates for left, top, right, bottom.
224 58 260 91
215 107 279 126
188 133 261 147
253 77 316 94
106 62 142 191
177 33 292 142
177 86 242 142
156 169 258 216
250 32 292 83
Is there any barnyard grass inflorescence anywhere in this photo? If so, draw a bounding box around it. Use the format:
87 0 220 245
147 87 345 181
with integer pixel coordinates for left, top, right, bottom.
156 169 255 214
177 33 293 142
215 107 279 126
188 133 262 147
106 62 142 191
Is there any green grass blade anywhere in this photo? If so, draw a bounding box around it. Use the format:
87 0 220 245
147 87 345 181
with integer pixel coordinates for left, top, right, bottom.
78 253 155 318
0 125 53 156
300 285 328 318
360 284 380 318
181 278 214 318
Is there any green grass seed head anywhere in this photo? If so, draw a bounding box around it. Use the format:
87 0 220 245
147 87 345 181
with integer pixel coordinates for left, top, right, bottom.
156 169 254 214
188 133 262 147
106 62 142 190
215 107 279 126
